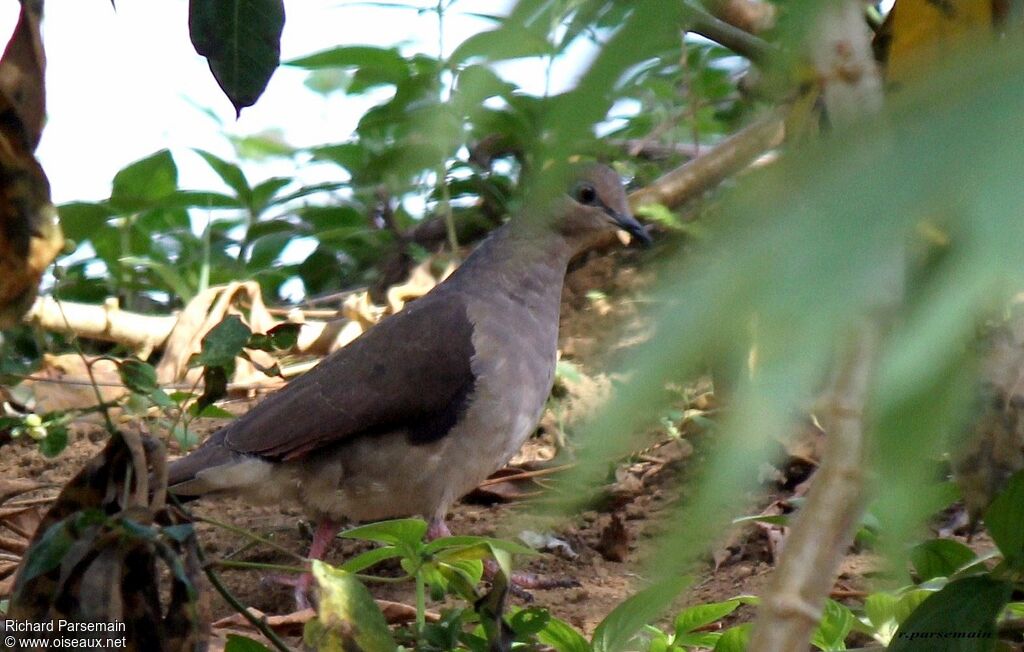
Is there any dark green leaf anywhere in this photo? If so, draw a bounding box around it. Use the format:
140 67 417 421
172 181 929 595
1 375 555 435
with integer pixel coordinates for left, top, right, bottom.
110 149 178 211
510 607 550 637
195 366 230 414
189 315 252 368
224 634 272 652
119 359 159 394
17 518 75 583
189 0 285 114
39 425 69 457
890 576 1011 652
592 576 689 652
910 539 977 581
984 469 1024 569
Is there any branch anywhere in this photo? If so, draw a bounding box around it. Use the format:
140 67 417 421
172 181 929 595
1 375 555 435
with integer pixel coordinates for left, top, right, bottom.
749 4 888 650
748 318 882 652
628 107 785 211
681 0 779 65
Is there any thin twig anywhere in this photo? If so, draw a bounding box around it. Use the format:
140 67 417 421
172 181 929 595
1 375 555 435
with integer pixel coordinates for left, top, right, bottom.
196 516 307 562
476 463 576 488
199 550 294 652
681 0 778 65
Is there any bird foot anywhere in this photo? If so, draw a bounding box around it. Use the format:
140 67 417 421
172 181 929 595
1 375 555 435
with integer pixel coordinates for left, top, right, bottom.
262 572 316 610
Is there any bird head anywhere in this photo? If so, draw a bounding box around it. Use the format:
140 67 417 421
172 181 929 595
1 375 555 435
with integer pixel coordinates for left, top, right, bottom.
552 164 651 249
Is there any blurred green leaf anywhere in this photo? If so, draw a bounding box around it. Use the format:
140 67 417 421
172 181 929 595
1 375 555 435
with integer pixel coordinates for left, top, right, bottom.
224 634 272 652
308 560 396 652
110 149 178 211
118 359 159 395
58 202 115 242
910 539 977 582
712 624 751 652
340 518 427 550
195 149 252 203
984 469 1024 569
890 576 1010 652
592 576 689 652
810 599 855 651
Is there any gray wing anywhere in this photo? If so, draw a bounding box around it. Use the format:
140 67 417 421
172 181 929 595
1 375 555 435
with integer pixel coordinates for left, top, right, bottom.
168 292 476 485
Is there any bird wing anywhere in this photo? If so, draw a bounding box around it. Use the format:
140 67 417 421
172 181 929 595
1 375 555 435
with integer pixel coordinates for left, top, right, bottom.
220 291 477 461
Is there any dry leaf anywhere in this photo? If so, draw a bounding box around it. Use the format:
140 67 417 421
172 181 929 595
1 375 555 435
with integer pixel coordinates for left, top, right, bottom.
0 0 61 328
596 513 630 563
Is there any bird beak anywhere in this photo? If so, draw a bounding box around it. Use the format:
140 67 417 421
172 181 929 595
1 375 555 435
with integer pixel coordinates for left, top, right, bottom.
607 209 652 247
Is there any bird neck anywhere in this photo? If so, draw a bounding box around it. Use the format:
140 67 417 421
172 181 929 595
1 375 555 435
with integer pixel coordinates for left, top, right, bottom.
445 221 575 306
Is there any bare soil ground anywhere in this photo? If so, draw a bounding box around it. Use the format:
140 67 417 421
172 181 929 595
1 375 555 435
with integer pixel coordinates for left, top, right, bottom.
0 246 996 650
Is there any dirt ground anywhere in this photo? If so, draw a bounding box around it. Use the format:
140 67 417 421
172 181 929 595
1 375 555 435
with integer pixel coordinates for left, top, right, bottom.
0 246 996 650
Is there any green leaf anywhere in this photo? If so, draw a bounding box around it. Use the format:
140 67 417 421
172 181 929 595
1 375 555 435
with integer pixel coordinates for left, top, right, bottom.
119 256 196 302
189 315 252 368
17 514 82 583
110 149 178 211
340 518 427 549
195 149 252 203
339 545 403 574
537 614 591 652
890 576 1011 652
187 403 235 419
309 560 396 652
811 599 855 651
509 607 550 637
983 469 1024 569
247 323 301 352
58 202 115 242
189 0 285 115
224 634 272 652
250 177 292 213
592 576 689 652
910 539 977 581
287 45 406 75
713 624 751 652
449 25 552 64
674 599 740 637
865 592 900 632
38 424 69 457
118 359 159 395
422 535 536 557
195 366 230 414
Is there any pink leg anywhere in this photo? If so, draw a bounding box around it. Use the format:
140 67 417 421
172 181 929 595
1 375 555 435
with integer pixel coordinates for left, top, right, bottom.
426 516 452 541
294 518 342 609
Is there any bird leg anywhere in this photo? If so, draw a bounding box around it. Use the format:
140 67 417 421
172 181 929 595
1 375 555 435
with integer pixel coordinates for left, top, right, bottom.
269 518 343 610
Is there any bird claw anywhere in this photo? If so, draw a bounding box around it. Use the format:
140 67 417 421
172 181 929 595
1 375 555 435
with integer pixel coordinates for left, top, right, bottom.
261 572 316 610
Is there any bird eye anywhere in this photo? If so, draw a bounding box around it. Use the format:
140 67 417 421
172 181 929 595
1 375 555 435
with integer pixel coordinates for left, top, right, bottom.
575 183 597 205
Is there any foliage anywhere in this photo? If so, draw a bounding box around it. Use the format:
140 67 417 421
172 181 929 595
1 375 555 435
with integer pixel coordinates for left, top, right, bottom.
7 1 1024 650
